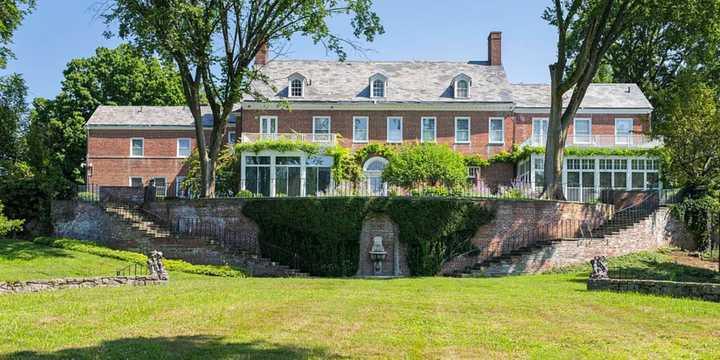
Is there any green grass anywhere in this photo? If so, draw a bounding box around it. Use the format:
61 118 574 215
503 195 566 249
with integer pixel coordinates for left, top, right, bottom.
0 239 132 282
1 241 719 359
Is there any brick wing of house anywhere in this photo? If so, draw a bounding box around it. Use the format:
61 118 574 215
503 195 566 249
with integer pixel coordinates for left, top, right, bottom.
86 32 659 200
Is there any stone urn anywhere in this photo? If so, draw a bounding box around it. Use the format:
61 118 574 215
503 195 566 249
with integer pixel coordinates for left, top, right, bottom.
369 236 387 275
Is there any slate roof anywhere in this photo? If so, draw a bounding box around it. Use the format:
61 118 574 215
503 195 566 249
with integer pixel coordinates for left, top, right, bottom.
247 60 514 103
87 106 236 127
86 61 653 127
511 83 653 109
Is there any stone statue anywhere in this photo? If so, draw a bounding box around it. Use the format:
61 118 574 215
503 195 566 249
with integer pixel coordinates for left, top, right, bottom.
590 256 609 280
147 250 168 280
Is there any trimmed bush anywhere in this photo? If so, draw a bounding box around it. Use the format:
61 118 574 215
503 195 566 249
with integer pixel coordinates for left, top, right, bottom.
242 197 494 276
32 237 246 277
383 143 467 189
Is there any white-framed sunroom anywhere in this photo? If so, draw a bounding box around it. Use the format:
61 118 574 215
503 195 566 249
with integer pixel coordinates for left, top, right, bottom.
516 153 661 202
240 150 335 197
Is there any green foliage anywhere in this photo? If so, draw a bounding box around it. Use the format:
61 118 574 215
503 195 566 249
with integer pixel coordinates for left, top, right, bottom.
235 189 255 198
0 201 23 237
25 44 185 191
383 143 467 189
32 237 246 277
0 162 51 235
369 198 494 276
0 74 27 161
242 198 370 277
655 76 720 191
504 145 661 162
0 0 35 69
182 146 239 197
672 196 720 249
242 197 493 277
235 139 321 155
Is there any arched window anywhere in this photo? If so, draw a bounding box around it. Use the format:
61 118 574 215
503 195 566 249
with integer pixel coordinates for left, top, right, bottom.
372 79 385 97
290 78 303 97
456 79 469 98
363 157 389 195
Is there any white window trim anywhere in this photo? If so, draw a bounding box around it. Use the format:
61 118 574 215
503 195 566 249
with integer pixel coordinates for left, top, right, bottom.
152 176 168 196
352 116 369 143
129 176 143 187
386 116 403 143
454 116 471 144
288 76 305 98
259 116 278 134
454 80 470 99
532 118 549 145
420 116 437 143
130 138 144 158
227 131 236 144
312 116 331 134
488 117 505 145
175 176 186 197
573 118 593 144
176 138 191 158
614 118 634 144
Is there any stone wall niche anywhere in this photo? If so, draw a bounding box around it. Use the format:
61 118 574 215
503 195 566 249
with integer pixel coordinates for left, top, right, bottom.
357 213 409 277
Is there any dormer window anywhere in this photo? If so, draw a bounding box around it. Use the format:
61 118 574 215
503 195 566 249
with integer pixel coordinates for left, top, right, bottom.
288 73 307 98
369 73 388 98
453 74 472 99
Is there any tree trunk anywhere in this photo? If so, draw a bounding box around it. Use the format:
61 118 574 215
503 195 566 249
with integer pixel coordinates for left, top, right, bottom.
544 64 567 200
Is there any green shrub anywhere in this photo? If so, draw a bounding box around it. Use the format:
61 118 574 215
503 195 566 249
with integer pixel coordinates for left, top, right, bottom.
0 201 24 237
242 197 494 276
32 237 246 277
383 143 467 189
235 189 255 198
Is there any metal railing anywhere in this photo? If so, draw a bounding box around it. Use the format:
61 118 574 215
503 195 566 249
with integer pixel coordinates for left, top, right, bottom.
172 217 258 254
522 134 662 148
115 262 149 277
240 132 338 145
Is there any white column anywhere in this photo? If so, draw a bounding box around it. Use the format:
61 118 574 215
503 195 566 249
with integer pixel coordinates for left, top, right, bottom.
270 154 276 197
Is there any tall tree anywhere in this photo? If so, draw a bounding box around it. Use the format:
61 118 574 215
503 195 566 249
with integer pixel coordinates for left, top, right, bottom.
26 44 184 192
542 0 644 199
0 0 35 68
0 73 27 161
602 0 720 126
104 0 384 197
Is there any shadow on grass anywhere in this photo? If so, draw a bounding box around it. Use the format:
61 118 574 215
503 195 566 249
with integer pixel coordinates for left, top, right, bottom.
5 335 346 360
0 240 70 261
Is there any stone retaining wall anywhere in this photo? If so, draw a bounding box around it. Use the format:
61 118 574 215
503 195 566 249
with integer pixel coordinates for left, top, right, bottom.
588 278 720 302
0 276 166 294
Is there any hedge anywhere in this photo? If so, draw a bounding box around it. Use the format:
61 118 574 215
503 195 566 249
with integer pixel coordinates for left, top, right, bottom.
32 237 246 277
241 197 494 276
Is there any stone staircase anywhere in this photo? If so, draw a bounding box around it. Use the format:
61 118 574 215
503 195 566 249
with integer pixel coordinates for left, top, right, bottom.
102 204 307 277
453 202 666 278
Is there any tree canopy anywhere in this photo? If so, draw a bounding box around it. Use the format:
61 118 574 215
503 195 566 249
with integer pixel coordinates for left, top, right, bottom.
104 0 384 197
0 74 27 161
0 0 35 68
25 44 185 189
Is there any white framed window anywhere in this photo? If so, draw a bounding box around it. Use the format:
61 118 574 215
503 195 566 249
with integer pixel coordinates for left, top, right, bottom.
289 78 304 97
421 117 437 143
488 118 505 144
455 117 471 144
129 176 143 188
175 176 189 198
387 116 403 143
130 138 144 157
532 118 548 145
455 80 469 98
615 118 633 145
574 118 592 144
353 116 369 143
177 138 191 157
152 177 167 197
227 131 236 144
372 79 385 97
260 116 278 137
369 73 388 98
312 116 331 142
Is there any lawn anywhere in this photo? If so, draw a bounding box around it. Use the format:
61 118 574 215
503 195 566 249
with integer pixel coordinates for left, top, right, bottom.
1 239 719 359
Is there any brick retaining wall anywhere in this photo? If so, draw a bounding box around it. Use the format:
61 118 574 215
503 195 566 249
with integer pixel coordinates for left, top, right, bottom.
0 276 166 294
588 278 720 302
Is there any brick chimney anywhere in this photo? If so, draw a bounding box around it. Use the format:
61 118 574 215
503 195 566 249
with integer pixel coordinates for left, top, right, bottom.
255 42 268 66
488 32 502 66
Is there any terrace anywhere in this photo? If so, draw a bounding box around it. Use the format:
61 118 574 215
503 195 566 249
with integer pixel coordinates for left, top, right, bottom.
521 134 662 148
240 132 338 146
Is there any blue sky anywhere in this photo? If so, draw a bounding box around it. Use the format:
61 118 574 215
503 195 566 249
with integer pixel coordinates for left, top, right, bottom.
4 0 557 101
